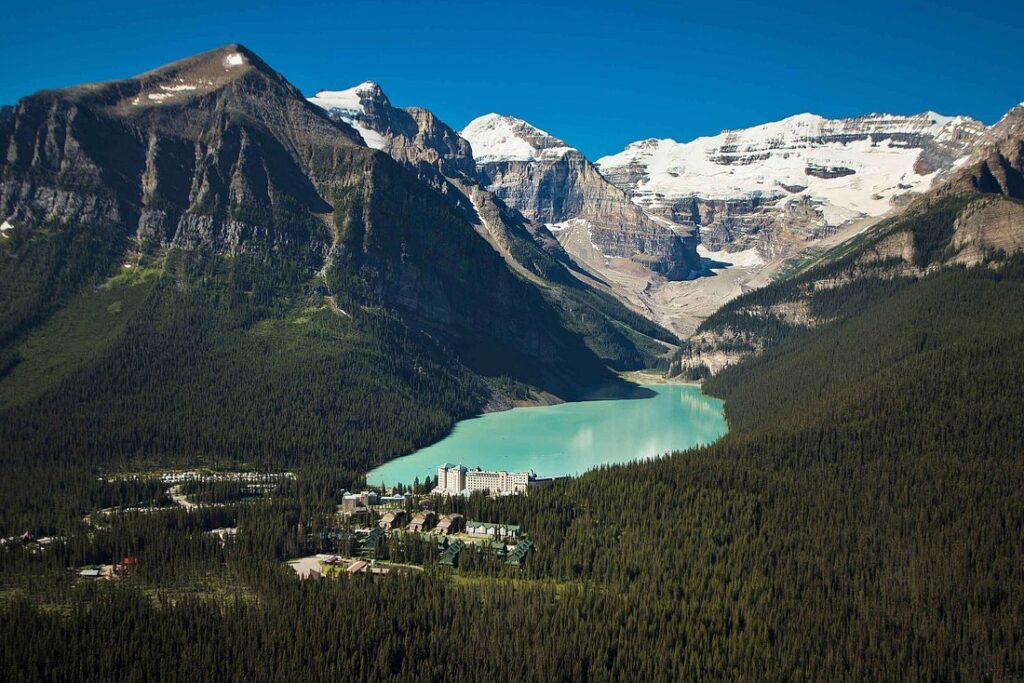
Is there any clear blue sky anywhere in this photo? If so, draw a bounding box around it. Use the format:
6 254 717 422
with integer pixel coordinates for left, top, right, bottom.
3 0 1022 159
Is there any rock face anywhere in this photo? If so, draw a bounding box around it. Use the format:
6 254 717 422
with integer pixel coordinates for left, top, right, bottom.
309 82 681 369
0 44 626 399
596 112 985 256
310 83 477 192
940 104 1024 200
461 114 701 280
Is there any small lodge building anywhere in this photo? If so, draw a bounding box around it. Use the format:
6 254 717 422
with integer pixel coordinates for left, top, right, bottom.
408 510 437 533
506 538 535 566
434 513 465 535
360 527 385 556
378 509 407 530
438 539 466 567
465 521 521 541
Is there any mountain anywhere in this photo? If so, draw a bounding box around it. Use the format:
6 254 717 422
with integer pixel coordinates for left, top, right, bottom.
310 82 478 192
671 102 1024 377
939 103 1024 198
597 112 985 257
310 83 680 370
0 44 642 488
460 114 702 300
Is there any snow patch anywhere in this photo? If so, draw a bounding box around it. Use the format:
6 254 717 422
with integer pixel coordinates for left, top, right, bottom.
159 84 197 92
308 82 379 117
0 219 14 236
351 123 387 151
225 52 245 68
697 244 764 269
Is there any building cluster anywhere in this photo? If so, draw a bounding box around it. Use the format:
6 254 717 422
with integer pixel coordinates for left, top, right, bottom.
435 464 536 496
377 509 466 535
149 471 295 485
437 535 533 568
341 490 411 521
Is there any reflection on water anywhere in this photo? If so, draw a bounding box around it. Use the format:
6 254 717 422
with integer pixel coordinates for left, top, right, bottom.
367 384 727 487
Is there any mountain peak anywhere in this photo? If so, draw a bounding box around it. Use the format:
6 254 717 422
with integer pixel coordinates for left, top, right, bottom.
307 81 394 150
38 42 307 114
461 114 575 163
308 81 390 116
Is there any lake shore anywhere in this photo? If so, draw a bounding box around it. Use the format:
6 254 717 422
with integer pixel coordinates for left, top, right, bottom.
366 383 726 487
618 370 702 386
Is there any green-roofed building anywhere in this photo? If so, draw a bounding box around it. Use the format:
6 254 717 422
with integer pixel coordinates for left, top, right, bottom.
506 539 534 566
465 520 521 541
438 539 466 567
360 527 384 557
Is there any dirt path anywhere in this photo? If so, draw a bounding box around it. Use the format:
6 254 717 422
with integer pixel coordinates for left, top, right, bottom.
167 485 195 510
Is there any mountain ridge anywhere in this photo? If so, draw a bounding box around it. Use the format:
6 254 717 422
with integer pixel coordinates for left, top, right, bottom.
596 110 985 256
309 80 682 370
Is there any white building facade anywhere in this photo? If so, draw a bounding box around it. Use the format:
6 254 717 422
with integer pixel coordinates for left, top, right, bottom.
437 464 467 493
435 464 534 495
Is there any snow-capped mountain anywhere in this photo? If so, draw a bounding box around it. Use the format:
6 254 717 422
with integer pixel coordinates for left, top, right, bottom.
461 114 700 282
310 82 478 188
308 82 389 150
307 82 682 364
596 112 985 255
461 114 574 162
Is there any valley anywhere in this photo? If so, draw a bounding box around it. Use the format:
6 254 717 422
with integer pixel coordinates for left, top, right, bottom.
0 31 1022 683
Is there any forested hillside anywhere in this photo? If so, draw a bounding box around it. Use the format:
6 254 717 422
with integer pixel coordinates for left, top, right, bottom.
3 182 1022 680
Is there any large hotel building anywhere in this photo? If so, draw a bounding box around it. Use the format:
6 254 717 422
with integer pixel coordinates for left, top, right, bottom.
436 464 534 496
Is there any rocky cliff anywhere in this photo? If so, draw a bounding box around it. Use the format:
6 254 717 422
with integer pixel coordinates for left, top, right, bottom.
309 82 681 369
461 114 701 281
939 104 1024 199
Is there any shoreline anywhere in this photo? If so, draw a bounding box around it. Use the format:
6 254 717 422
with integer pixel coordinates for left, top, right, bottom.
366 382 725 486
617 370 702 387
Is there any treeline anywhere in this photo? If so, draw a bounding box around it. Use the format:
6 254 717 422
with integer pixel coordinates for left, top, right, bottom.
0 264 486 533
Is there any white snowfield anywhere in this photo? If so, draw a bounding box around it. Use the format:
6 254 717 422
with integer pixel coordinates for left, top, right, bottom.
697 244 764 269
596 112 984 226
461 113 574 163
308 83 388 150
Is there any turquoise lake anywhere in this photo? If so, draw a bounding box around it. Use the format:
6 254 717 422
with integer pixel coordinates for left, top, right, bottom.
367 384 727 487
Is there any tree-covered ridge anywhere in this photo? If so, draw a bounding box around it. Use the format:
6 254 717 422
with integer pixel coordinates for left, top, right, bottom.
669 192 1024 377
